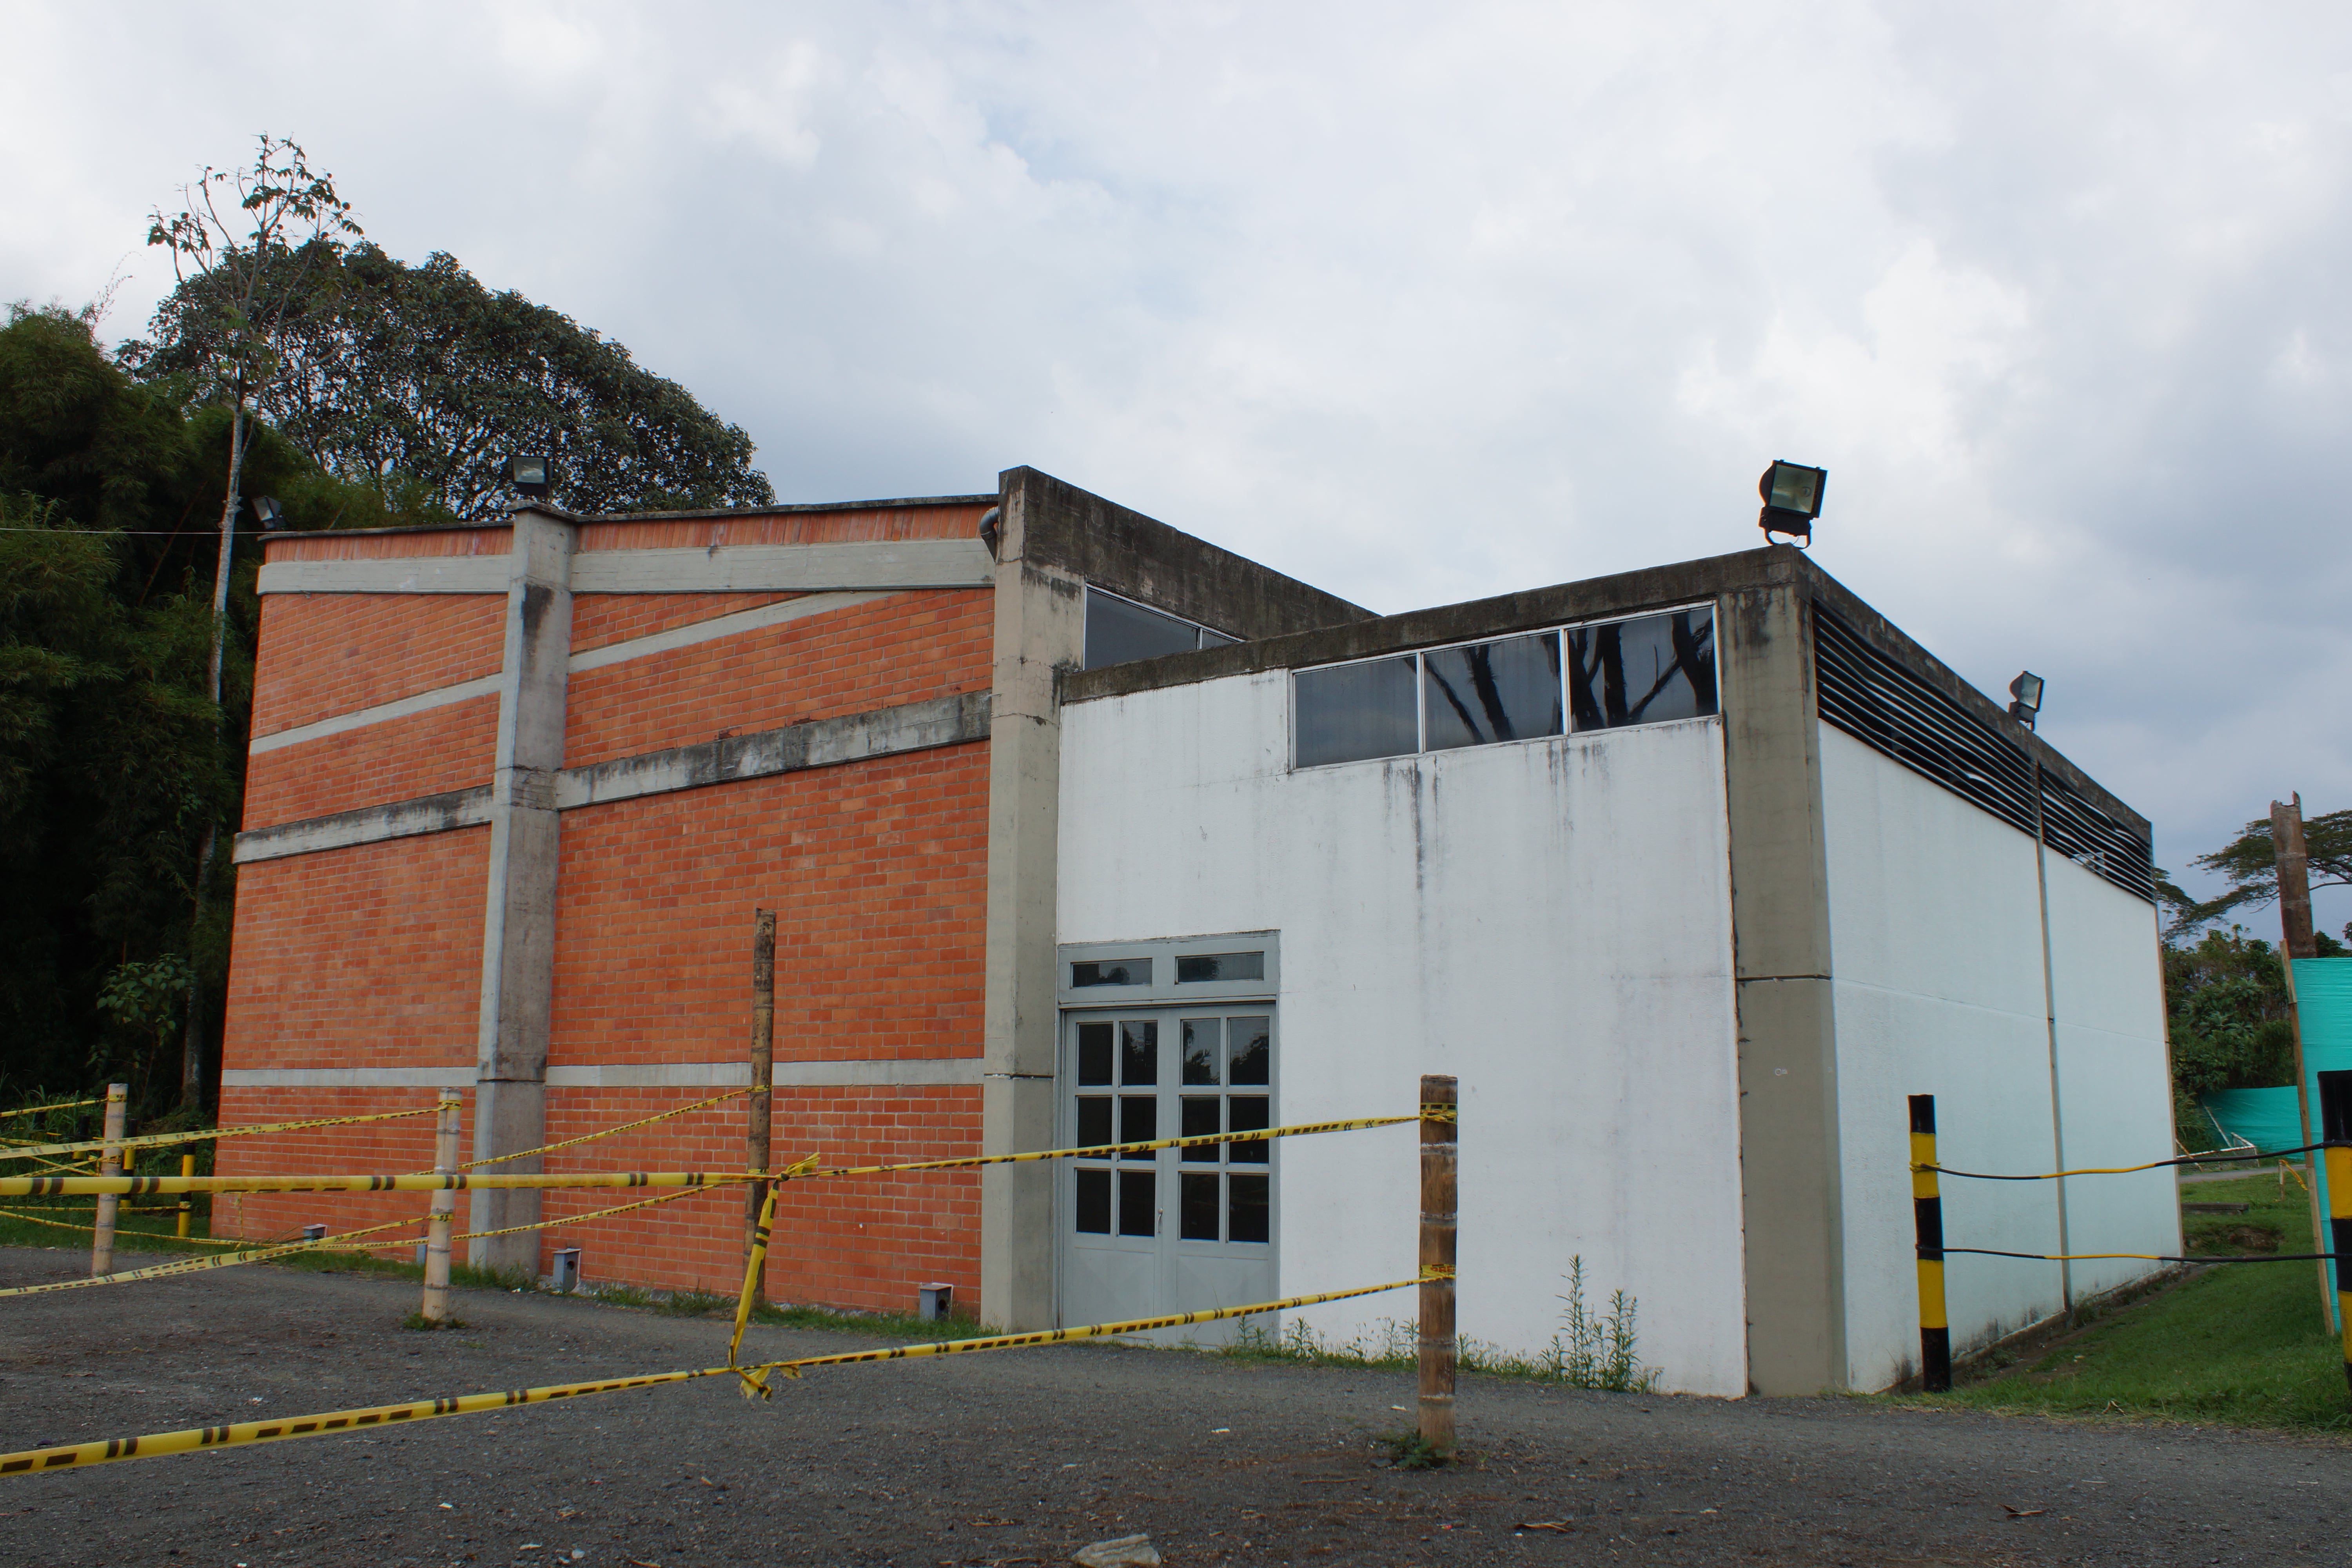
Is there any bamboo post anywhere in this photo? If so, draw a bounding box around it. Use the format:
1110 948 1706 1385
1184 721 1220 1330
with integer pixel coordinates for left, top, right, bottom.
176 1154 194 1240
89 1084 126 1276
1418 1074 1457 1457
1909 1094 1951 1391
421 1091 461 1323
744 909 776 1311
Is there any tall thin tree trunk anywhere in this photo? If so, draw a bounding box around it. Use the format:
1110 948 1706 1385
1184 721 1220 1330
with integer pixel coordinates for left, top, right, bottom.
181 393 247 1111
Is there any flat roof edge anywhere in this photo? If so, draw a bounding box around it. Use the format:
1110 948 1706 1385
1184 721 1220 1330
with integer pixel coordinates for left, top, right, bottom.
265 495 1000 540
1062 543 2148 840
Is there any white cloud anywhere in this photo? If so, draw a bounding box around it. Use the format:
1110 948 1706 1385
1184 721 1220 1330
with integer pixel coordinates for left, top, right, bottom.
4 0 2350 920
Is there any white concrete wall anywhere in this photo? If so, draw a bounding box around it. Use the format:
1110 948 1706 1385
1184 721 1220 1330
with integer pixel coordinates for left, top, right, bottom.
1821 727 2171 1389
1059 670 1748 1396
2044 853 2179 1296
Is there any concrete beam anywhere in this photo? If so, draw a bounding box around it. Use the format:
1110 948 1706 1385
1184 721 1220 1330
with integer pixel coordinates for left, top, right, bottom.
220 1058 984 1090
979 470 1086 1332
256 556 512 595
1720 576 1845 1395
569 540 992 593
469 510 573 1272
231 787 493 864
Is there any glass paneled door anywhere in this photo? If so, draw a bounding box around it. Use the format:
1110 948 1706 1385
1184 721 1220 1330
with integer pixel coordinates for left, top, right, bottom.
1058 1008 1277 1342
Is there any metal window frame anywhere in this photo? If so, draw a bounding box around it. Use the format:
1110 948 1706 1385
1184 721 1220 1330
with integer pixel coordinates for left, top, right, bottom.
1056 931 1281 1006
1082 584 1238 662
1288 600 1721 772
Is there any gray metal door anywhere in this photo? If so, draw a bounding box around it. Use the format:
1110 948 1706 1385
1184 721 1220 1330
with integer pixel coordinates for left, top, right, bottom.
1058 1006 1277 1342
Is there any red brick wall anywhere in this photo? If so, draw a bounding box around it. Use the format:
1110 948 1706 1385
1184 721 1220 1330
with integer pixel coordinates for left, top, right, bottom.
564 590 990 768
224 509 996 1316
250 593 507 737
222 829 487 1078
243 695 499 829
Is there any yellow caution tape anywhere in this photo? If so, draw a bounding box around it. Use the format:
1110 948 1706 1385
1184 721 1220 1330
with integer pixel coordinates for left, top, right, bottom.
1 1112 1419 1198
0 1213 434 1299
0 1171 743 1198
452 1088 751 1172
0 1098 102 1123
0 1276 1427 1474
4 1104 438 1161
0 1209 247 1246
799 1113 1418 1181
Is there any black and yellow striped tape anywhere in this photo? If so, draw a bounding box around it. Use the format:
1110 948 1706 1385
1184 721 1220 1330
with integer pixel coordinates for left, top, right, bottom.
0 1113 1422 1198
0 1275 1433 1475
4 1105 439 1161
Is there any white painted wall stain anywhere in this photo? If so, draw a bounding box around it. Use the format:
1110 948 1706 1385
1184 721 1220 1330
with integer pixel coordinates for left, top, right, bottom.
1059 670 1748 1396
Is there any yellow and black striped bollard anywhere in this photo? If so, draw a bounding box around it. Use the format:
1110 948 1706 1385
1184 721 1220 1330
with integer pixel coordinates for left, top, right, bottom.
1909 1094 1950 1392
2319 1073 2352 1396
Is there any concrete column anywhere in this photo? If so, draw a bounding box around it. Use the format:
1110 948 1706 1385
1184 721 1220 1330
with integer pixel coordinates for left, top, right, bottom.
979 471 1085 1330
469 507 574 1272
1720 570 1846 1395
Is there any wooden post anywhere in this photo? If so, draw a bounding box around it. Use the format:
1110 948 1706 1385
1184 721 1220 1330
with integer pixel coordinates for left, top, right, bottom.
1418 1074 1458 1457
2274 797 2331 1321
744 909 777 1311
421 1091 461 1323
1909 1095 1951 1391
89 1084 126 1277
176 1153 194 1240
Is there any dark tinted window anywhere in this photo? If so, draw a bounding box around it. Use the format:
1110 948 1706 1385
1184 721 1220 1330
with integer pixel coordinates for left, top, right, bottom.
1294 658 1418 768
1423 632 1564 750
1071 959 1150 988
1085 591 1198 669
1076 1169 1111 1232
1568 608 1717 731
1228 1173 1269 1243
1176 952 1265 983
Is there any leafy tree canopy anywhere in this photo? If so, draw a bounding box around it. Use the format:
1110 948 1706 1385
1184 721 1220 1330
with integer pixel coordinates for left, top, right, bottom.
2167 808 2352 940
129 242 775 521
0 304 407 1109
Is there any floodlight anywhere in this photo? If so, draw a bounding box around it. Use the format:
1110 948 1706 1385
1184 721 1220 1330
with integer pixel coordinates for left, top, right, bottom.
509 454 554 500
1758 460 1828 543
250 496 284 530
2008 671 2044 730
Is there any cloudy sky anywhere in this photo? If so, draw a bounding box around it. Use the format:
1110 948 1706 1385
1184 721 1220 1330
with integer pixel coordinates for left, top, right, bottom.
5 1 2347 925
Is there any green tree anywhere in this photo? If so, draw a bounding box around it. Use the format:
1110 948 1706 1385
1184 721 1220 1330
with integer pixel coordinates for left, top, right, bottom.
2167 807 2352 940
133 242 774 520
0 304 403 1115
141 134 360 1105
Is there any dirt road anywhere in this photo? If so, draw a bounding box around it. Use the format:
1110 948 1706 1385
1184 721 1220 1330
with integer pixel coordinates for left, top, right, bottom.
0 1245 2341 1566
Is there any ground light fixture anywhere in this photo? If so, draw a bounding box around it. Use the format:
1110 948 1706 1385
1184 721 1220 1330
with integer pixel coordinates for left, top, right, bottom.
509 453 554 501
1758 460 1827 544
2009 671 2044 730
250 495 284 530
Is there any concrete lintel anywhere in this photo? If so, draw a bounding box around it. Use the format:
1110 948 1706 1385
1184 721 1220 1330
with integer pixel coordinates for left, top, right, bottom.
232 786 493 864
557 691 990 811
568 540 993 593
257 556 512 595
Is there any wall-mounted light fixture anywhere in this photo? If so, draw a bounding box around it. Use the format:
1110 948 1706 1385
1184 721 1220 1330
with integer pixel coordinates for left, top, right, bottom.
2008 671 2044 730
509 454 554 501
1758 460 1827 544
250 496 284 531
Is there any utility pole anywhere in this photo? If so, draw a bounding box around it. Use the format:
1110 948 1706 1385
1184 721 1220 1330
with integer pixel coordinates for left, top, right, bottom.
2272 796 2330 1323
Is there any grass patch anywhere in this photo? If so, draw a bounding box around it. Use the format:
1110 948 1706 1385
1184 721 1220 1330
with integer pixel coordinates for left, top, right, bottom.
1909 1174 2352 1433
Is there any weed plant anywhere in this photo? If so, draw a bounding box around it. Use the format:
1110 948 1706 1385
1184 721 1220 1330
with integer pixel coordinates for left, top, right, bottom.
1222 1255 1659 1392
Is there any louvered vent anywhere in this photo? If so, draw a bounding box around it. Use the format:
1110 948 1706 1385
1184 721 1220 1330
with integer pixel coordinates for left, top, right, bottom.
1813 606 2152 903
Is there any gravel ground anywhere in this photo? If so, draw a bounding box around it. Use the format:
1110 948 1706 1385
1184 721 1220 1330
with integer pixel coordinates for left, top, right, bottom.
0 1245 2345 1567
